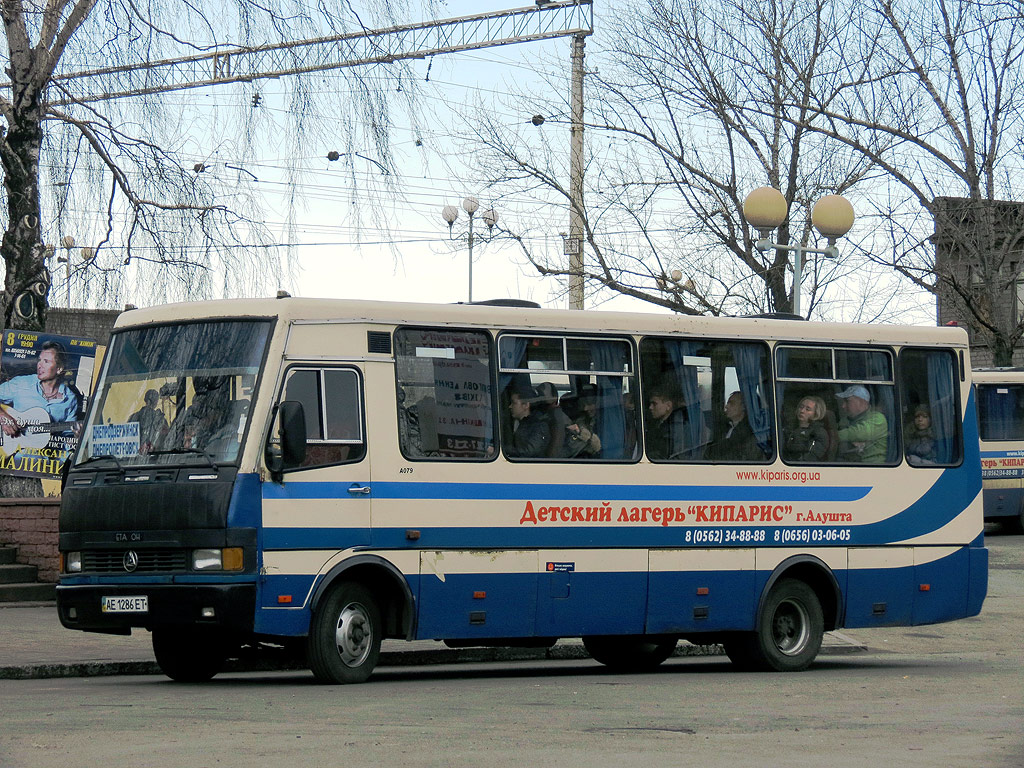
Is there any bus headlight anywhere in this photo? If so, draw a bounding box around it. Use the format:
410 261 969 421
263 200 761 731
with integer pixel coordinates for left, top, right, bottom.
191 548 243 571
64 551 82 573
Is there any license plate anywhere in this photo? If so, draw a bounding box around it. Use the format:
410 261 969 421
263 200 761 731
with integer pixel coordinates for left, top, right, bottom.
101 596 148 613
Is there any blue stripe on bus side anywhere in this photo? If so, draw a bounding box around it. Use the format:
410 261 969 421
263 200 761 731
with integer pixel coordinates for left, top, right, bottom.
251 546 981 638
263 480 871 503
261 521 942 550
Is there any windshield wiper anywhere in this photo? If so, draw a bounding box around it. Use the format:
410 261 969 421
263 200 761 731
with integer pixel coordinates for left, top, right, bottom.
146 448 218 470
74 454 124 472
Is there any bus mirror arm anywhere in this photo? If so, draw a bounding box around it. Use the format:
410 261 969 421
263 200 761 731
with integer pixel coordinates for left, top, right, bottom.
265 400 307 482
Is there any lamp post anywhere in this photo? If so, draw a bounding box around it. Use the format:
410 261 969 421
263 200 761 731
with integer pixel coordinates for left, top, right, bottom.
58 235 76 307
743 187 855 316
441 197 499 303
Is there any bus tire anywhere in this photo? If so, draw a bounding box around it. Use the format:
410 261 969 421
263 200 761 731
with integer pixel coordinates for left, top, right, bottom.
307 582 381 684
152 627 229 682
582 635 677 672
724 578 823 672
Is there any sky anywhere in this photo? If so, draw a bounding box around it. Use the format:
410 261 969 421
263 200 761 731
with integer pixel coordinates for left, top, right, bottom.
275 0 603 311
44 0 934 323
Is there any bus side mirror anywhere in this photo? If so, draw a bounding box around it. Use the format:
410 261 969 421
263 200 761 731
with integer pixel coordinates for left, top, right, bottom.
266 400 307 482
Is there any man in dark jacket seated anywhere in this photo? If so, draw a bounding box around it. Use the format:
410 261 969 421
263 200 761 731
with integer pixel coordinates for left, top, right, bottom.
506 386 550 458
705 391 763 462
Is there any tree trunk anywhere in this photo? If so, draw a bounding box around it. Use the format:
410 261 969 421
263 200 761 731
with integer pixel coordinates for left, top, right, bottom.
1 104 50 332
990 334 1015 368
1 106 48 498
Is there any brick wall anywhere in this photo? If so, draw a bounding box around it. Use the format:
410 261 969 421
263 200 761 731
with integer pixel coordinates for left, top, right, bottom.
45 307 122 346
0 499 60 582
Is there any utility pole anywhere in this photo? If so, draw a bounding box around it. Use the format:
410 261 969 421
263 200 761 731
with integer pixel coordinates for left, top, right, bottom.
568 33 586 310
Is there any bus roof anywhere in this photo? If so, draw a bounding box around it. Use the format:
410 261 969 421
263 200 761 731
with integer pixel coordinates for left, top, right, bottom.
972 368 1024 383
113 296 969 348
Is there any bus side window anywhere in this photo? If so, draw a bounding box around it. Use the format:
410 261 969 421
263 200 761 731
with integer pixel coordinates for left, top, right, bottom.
394 328 496 460
497 334 638 462
640 337 773 463
899 348 961 466
282 367 365 469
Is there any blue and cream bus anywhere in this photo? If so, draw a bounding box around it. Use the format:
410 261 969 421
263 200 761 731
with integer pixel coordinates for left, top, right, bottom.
56 298 987 682
974 367 1024 532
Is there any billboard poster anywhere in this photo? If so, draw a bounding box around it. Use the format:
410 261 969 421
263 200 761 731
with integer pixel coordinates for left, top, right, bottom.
0 330 98 479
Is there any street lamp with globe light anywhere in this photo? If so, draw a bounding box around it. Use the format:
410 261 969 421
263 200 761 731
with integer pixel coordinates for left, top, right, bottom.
441 196 499 303
743 187 855 317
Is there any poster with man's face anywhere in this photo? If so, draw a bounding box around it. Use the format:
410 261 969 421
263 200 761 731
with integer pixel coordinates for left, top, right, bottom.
0 330 98 479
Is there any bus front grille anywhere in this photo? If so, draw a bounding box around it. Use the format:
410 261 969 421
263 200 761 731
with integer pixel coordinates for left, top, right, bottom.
82 549 188 573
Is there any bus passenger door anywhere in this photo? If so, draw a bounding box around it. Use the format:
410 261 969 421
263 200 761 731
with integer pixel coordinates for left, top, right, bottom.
260 365 371 614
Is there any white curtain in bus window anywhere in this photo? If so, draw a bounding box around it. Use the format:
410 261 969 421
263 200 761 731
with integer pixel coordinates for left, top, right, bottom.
978 384 1024 442
898 349 960 466
395 328 495 460
638 338 772 463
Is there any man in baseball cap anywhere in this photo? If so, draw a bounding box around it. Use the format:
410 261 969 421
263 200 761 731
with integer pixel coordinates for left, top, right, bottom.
835 385 888 462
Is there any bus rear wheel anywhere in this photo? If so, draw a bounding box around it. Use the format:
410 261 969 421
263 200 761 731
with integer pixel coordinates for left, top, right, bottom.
307 582 382 684
582 635 677 672
724 578 823 672
152 627 230 682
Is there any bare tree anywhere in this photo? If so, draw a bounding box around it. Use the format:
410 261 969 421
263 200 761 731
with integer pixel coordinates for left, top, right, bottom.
1 0 426 330
798 0 1024 363
461 0 896 319
0 0 426 498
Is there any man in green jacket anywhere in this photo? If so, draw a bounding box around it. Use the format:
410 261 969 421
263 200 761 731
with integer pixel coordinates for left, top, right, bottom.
836 385 889 463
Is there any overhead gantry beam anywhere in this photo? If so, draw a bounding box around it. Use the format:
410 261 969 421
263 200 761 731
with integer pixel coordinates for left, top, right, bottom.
28 0 592 105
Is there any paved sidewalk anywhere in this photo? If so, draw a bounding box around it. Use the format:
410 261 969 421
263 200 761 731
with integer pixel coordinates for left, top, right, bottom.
0 602 867 680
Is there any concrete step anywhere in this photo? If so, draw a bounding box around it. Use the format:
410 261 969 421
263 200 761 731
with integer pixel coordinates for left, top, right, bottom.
0 564 39 585
0 582 56 602
0 546 17 565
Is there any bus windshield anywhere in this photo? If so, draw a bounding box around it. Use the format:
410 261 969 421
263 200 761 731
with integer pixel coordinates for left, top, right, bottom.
76 319 273 466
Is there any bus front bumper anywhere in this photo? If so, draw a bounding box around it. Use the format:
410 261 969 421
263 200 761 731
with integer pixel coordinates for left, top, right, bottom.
56 583 256 635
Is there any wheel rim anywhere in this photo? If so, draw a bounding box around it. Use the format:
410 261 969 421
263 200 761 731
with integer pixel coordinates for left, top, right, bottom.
771 598 810 656
334 601 373 668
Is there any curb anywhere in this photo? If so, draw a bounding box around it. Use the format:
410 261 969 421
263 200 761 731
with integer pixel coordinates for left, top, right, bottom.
0 636 865 680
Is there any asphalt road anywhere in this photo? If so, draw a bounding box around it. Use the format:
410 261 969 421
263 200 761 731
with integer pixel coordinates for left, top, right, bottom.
1 533 1021 768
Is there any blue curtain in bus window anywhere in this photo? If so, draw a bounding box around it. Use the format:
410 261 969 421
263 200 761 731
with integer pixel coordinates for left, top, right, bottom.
592 341 627 460
926 353 956 463
868 354 898 462
665 341 705 457
734 344 772 455
499 337 527 392
979 386 1014 440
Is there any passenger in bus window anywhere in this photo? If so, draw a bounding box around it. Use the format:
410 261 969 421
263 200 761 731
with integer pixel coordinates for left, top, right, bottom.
569 384 602 457
535 382 569 457
623 391 638 457
128 388 168 453
905 405 937 465
835 385 888 463
705 391 761 462
506 386 550 458
782 395 829 462
646 383 688 460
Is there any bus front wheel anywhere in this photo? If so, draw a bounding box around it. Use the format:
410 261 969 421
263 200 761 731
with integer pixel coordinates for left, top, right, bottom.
152 627 230 682
582 635 677 672
724 578 823 672
307 582 382 684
